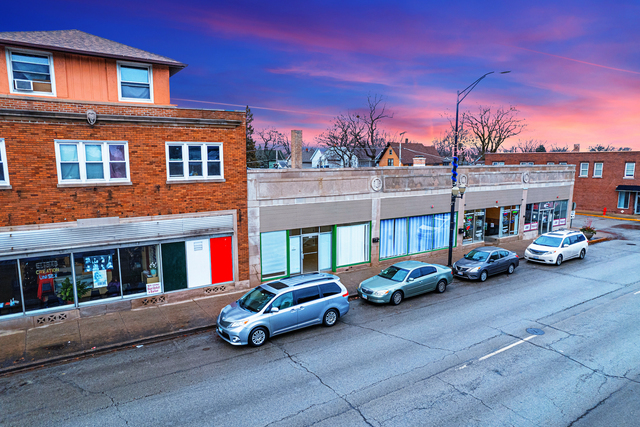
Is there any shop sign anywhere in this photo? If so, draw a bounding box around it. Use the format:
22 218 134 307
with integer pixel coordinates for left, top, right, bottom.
541 202 554 209
559 218 567 225
524 224 531 231
93 270 108 288
530 223 538 230
146 283 161 295
571 211 576 219
553 219 559 226
84 255 113 272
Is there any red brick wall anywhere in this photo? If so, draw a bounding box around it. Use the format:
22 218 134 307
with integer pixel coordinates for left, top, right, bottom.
486 152 640 215
0 102 249 280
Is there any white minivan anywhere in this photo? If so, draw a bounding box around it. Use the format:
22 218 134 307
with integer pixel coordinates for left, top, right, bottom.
524 230 588 266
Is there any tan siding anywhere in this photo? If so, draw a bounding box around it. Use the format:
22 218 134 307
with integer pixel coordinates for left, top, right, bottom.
260 200 372 232
526 185 572 203
463 189 523 209
380 194 451 219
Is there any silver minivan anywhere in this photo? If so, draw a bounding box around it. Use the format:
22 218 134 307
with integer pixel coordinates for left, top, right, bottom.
217 273 350 347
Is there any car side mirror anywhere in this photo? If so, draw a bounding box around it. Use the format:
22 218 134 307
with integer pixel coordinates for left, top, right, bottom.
408 278 414 282
271 307 279 313
487 259 494 263
563 244 569 248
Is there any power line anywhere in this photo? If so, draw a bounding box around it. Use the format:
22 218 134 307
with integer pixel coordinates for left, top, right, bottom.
172 98 334 117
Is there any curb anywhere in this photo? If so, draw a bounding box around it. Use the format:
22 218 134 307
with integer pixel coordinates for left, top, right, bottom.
588 237 611 245
0 324 218 377
576 213 640 222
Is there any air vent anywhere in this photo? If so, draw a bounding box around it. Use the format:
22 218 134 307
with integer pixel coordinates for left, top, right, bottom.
204 285 227 295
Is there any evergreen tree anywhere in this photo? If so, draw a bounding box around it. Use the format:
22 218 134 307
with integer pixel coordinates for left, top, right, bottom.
245 106 259 168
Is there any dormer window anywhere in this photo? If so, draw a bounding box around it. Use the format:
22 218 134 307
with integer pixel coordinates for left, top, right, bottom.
7 49 55 95
117 62 153 102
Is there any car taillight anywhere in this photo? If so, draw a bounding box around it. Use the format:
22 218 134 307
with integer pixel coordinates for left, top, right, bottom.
515 254 519 258
342 292 349 298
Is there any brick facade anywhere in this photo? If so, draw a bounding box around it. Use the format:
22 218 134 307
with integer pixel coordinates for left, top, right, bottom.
0 98 249 281
485 152 640 215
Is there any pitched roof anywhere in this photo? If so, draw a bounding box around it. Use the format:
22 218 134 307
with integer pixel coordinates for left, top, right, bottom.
0 30 186 76
388 142 443 165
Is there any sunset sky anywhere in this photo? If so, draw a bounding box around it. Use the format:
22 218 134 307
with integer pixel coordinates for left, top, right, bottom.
3 1 639 150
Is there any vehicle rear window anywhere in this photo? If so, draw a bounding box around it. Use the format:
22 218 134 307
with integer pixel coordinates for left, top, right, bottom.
320 283 341 297
294 286 321 304
499 251 509 257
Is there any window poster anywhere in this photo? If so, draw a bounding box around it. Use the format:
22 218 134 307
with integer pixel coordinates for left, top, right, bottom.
84 255 113 272
93 270 108 288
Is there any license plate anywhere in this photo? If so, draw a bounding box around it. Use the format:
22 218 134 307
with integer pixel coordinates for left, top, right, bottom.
362 294 367 299
532 256 539 260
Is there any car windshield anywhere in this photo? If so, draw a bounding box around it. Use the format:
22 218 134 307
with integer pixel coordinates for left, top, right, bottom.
378 266 409 282
534 235 563 247
238 287 275 313
464 250 489 262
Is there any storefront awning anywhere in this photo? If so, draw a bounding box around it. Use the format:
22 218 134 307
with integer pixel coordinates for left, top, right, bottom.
615 185 640 192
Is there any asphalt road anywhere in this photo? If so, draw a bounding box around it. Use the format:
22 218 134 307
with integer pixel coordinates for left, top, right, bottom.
2 216 639 427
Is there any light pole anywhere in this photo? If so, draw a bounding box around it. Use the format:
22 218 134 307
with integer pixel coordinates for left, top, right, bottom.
447 71 511 267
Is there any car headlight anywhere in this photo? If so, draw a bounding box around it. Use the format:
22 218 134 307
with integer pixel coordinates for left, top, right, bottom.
468 267 480 273
230 320 249 328
373 290 389 297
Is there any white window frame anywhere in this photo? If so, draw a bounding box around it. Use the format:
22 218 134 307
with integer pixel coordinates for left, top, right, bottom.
618 191 630 209
165 142 224 182
547 162 554 165
559 162 567 165
54 140 131 185
520 161 534 165
492 161 504 165
0 138 10 187
117 61 153 103
579 162 589 177
624 162 635 178
593 162 603 177
6 47 57 97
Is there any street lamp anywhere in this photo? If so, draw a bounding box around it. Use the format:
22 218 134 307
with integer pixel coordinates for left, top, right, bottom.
447 71 511 267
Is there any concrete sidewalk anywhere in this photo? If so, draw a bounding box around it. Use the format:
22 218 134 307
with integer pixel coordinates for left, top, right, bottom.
0 228 615 375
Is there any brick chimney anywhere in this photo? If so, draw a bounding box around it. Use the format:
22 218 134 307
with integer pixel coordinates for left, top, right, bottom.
291 130 302 168
573 144 580 152
413 157 426 167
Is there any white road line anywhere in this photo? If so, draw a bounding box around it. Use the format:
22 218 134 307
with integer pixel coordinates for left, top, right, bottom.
635 290 640 295
478 335 536 361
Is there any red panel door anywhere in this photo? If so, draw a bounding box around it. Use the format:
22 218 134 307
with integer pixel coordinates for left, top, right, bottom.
210 236 233 284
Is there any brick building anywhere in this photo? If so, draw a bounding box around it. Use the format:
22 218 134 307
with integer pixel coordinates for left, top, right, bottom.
0 31 248 327
486 149 640 216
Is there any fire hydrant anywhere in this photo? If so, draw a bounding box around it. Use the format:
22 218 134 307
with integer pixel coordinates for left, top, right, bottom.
603 207 607 216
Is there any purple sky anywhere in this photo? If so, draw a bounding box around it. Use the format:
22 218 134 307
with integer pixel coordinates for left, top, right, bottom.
3 0 640 150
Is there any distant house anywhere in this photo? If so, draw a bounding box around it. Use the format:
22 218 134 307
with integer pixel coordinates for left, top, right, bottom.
301 147 326 168
256 149 287 168
353 147 385 167
378 142 444 166
321 147 358 168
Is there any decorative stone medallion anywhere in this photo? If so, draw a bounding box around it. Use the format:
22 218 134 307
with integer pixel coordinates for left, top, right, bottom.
522 171 530 184
86 109 97 125
371 177 383 192
459 174 468 186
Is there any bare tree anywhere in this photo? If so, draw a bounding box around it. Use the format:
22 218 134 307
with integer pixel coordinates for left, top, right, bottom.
589 144 632 152
315 115 360 167
462 106 526 156
549 144 569 152
433 113 480 163
256 127 288 168
356 94 394 164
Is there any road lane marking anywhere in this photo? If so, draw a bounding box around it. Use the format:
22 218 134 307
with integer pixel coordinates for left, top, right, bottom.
478 335 536 361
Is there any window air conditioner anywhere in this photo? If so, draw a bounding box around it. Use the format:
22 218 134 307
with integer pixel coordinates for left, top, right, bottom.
14 79 33 91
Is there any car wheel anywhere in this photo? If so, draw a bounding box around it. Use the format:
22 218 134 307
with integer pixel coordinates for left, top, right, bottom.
508 264 515 274
556 255 563 266
323 309 339 327
479 270 488 282
390 290 403 305
436 280 447 293
248 327 268 347
579 249 586 259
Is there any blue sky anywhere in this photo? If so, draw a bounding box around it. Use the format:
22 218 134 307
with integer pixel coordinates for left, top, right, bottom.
3 0 640 149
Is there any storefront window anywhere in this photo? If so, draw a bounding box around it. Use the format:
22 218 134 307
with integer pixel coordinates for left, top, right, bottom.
73 249 120 303
408 213 450 253
337 223 370 266
463 210 485 244
380 218 408 258
20 255 73 311
120 245 159 296
0 260 22 316
553 200 568 226
500 205 519 236
261 231 287 279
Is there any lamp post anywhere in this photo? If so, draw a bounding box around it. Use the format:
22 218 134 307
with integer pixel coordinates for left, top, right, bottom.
447 71 511 267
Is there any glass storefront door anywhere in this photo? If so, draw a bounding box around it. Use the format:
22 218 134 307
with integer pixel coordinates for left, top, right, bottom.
636 193 640 214
539 209 553 234
302 235 318 273
463 210 485 244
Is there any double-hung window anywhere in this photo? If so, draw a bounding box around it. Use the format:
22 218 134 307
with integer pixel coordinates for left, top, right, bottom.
625 163 635 178
118 62 152 102
593 162 603 177
55 140 130 184
166 142 224 181
579 163 589 177
7 49 55 95
0 139 9 187
618 192 630 209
